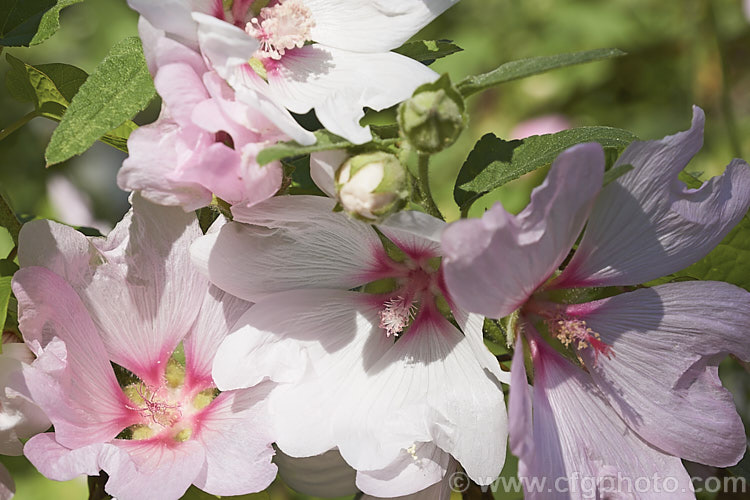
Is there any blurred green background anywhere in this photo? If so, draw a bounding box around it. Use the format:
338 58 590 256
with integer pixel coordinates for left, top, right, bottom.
1 0 749 498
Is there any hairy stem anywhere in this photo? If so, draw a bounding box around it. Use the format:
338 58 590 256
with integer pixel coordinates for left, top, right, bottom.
418 154 442 219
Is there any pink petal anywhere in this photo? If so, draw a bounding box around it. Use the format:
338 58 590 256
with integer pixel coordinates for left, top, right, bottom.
183 286 251 391
574 281 750 467
377 211 445 260
192 196 382 302
557 107 750 287
153 62 210 127
519 338 693 500
20 195 207 385
267 45 437 144
508 333 533 462
13 269 133 448
118 120 214 210
442 143 605 318
305 0 460 52
0 464 13 500
193 388 277 495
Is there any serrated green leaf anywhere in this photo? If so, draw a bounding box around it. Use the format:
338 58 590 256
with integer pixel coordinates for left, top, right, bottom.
45 36 155 165
257 130 355 166
454 127 637 214
0 192 21 246
30 0 85 45
0 0 56 46
457 48 626 98
393 39 463 64
5 54 135 152
674 212 750 291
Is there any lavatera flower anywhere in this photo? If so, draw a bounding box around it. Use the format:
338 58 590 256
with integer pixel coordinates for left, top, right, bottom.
128 0 456 144
442 107 750 499
191 195 508 497
11 195 276 500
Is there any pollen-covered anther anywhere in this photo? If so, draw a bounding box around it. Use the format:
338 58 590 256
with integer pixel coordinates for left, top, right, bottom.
378 296 417 338
125 383 183 428
245 0 315 60
551 316 614 364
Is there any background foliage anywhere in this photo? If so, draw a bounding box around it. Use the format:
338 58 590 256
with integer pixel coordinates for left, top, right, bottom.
0 0 748 498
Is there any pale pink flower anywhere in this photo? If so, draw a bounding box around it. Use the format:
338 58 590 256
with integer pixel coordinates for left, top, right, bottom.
118 18 288 211
0 335 52 500
191 195 508 497
129 0 456 144
442 107 750 498
509 114 571 140
12 195 276 500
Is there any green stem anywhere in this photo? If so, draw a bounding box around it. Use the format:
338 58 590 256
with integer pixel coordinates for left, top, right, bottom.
707 0 743 158
417 154 442 219
0 111 38 143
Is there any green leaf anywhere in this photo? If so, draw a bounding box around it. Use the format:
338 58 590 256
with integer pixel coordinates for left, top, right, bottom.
282 156 327 196
257 130 356 166
674 211 750 291
457 48 626 98
31 0 85 45
454 127 637 214
393 39 463 64
45 36 155 165
0 0 56 47
5 54 134 152
0 192 21 246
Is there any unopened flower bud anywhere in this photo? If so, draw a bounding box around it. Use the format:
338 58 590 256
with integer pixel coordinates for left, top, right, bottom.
398 74 466 154
336 152 407 221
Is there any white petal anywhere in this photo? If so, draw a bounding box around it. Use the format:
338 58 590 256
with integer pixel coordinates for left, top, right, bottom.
305 0 460 52
192 196 382 302
310 150 348 197
274 448 358 497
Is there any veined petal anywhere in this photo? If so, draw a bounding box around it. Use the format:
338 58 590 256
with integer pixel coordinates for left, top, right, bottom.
119 120 215 210
362 458 458 500
573 281 750 467
442 143 605 319
310 150 348 197
355 443 449 497
508 334 533 462
137 17 206 76
192 196 382 302
183 286 252 390
153 62 209 127
305 0 460 52
193 387 277 495
558 106 750 287
274 448 358 497
267 45 437 144
20 195 207 385
377 210 445 260
13 269 134 448
520 338 693 500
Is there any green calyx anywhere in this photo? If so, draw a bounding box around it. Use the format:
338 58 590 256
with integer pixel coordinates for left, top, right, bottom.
398 74 466 154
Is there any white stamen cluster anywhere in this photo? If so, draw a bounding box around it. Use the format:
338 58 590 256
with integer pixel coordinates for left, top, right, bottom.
245 0 315 60
378 296 417 338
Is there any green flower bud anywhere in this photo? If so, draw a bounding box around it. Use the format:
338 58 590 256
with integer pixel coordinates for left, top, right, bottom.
335 152 408 222
398 74 466 154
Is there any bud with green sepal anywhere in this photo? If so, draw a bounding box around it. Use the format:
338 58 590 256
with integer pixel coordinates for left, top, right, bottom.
398 74 467 154
335 151 408 222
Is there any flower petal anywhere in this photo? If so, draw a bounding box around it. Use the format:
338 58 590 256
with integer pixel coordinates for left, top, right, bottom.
193 387 277 496
442 143 605 318
355 443 449 497
183 286 252 390
362 458 458 500
0 463 13 500
558 107 750 287
267 45 437 144
19 195 207 385
13 269 134 448
377 210 445 260
519 337 693 500
573 281 750 467
310 150 348 197
192 196 382 302
274 448 359 497
305 0 460 52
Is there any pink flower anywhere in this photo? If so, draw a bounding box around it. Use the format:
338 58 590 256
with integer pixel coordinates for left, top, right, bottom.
0 335 52 500
191 195 508 497
12 195 276 500
118 18 288 211
129 0 454 144
442 106 750 497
